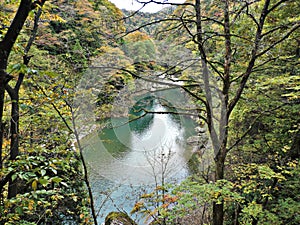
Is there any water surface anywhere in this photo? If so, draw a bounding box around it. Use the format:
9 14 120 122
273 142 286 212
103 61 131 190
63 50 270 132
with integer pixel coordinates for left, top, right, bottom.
83 94 197 223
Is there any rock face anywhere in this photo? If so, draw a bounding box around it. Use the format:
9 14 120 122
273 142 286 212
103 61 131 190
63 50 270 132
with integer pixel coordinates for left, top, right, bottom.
105 212 137 225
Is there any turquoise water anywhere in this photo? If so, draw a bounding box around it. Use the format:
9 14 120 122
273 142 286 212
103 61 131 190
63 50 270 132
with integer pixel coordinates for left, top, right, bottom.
83 94 197 224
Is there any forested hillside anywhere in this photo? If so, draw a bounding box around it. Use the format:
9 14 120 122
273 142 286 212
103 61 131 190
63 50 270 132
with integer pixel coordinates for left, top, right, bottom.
0 0 299 225
0 0 125 224
122 7 176 35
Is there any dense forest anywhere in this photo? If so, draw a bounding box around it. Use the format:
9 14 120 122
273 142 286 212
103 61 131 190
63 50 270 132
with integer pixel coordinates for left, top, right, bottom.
0 0 299 225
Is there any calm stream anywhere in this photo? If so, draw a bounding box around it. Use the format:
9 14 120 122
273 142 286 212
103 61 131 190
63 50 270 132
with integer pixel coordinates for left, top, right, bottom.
83 92 197 224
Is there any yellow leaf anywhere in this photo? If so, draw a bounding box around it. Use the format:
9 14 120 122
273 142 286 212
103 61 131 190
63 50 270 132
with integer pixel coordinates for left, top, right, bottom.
28 200 34 211
214 191 221 198
32 180 38 191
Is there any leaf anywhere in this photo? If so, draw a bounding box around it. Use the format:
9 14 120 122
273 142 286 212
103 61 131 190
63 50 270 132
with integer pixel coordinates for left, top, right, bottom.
11 173 17 182
51 177 63 183
41 169 46 176
28 200 35 211
15 206 23 215
32 180 38 191
61 182 68 187
10 63 21 72
50 167 57 175
38 178 49 187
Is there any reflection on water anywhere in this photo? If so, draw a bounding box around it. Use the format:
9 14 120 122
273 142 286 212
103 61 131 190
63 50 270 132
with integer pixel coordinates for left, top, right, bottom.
83 94 197 224
129 96 155 135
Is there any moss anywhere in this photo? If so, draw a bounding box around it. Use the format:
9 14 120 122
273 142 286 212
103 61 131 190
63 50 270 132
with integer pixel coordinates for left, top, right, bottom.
105 212 137 225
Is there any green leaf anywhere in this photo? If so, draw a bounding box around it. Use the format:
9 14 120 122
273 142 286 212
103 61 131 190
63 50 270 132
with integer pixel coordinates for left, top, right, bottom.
52 177 63 183
15 206 23 215
10 63 21 72
11 173 17 182
38 178 49 187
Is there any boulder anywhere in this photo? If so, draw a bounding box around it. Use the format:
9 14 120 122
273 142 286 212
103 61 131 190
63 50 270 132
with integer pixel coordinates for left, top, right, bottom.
105 212 137 225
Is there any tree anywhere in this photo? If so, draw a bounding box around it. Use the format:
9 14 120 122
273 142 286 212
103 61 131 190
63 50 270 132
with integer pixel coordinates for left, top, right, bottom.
124 0 300 224
122 31 157 62
1 0 130 223
0 0 47 198
0 1 90 223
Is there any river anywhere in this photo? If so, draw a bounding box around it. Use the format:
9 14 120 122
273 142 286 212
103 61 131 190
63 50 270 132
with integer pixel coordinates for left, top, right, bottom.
82 91 198 224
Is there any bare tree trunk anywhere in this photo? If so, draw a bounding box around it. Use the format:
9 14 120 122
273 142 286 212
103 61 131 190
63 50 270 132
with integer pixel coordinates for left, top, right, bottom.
212 0 232 223
0 74 5 169
0 0 38 196
213 151 226 225
4 2 44 199
9 92 20 161
195 0 226 224
7 91 20 198
69 107 98 225
63 95 98 224
0 72 6 204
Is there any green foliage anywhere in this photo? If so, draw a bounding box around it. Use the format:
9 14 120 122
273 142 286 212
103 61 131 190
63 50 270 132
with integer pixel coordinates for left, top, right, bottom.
131 178 242 224
105 211 137 225
132 161 300 224
131 185 171 224
121 31 157 62
0 0 107 223
1 147 92 224
122 7 176 35
34 0 125 69
2 0 299 224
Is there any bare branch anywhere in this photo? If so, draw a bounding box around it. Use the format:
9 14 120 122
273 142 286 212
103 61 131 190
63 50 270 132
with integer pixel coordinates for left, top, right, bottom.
267 0 290 15
118 18 183 38
228 102 288 152
252 57 277 72
261 25 289 38
154 20 185 38
257 23 300 58
245 3 260 29
111 107 206 130
137 0 194 7
202 16 224 27
143 109 201 118
228 0 271 116
31 78 73 133
67 101 98 225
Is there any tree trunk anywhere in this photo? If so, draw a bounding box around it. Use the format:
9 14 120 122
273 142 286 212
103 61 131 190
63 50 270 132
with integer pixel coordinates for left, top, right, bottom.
70 107 98 225
0 72 6 204
9 95 19 160
0 0 33 170
213 203 224 225
213 150 226 225
7 91 19 198
5 2 43 198
0 74 5 169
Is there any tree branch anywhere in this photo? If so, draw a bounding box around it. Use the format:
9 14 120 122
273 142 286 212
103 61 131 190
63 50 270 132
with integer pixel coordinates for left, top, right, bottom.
267 0 290 14
66 101 98 225
228 0 271 116
0 0 46 65
0 171 14 191
118 18 184 38
31 79 73 133
257 23 300 58
227 102 288 152
137 0 194 7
